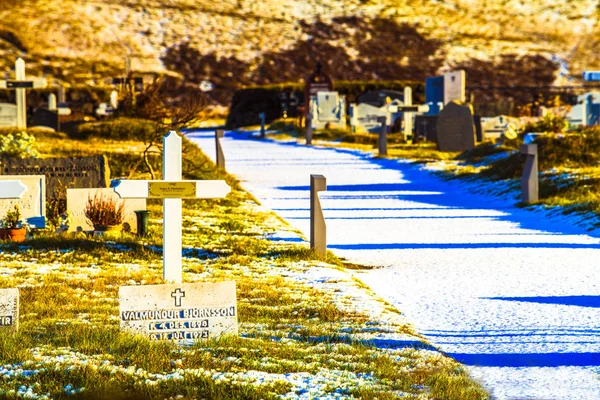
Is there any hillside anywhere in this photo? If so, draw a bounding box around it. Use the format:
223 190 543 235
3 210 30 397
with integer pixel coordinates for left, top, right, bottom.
1 0 599 104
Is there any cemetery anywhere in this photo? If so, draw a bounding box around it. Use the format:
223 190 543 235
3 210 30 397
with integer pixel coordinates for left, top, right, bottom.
3 4 600 397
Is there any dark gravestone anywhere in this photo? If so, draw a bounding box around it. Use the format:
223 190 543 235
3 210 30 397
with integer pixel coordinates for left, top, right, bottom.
31 108 59 131
414 115 438 143
0 155 110 199
436 101 476 152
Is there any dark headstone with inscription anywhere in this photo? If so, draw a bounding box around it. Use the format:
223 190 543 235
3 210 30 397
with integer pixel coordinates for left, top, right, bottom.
436 101 476 152
414 115 439 143
31 108 59 131
0 155 110 198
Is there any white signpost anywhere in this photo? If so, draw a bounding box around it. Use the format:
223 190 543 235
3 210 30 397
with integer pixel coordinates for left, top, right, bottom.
114 131 231 284
0 58 47 129
0 180 27 199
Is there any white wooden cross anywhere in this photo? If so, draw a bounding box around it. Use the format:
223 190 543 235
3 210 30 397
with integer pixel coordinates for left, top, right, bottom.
388 86 429 142
114 131 231 284
0 180 27 199
0 58 47 129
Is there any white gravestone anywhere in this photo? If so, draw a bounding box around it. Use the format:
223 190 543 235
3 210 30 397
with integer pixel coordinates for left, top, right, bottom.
0 288 19 331
311 92 346 130
0 103 17 127
119 281 237 341
114 131 231 284
0 58 47 129
0 175 45 228
443 70 466 104
66 188 146 233
351 102 401 133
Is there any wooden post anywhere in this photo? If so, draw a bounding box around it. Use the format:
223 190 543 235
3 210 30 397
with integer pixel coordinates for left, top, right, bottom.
259 112 266 138
306 113 313 145
215 129 225 170
310 174 327 256
521 144 538 203
403 86 413 142
377 116 387 156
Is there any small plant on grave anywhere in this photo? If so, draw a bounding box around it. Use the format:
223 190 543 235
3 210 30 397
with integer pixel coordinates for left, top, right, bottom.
84 193 124 230
0 205 22 229
0 131 40 159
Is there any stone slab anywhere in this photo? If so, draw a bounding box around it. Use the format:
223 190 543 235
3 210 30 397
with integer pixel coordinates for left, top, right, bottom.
66 188 145 233
436 101 475 152
443 70 466 104
0 155 110 200
0 175 45 228
119 281 238 341
31 108 59 131
0 288 19 331
0 103 17 127
414 115 438 143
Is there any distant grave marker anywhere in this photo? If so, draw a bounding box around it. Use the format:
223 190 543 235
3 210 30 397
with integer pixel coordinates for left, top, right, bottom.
443 70 466 104
0 156 111 200
0 58 47 129
0 288 19 332
0 103 17 127
119 281 237 341
66 188 146 233
0 175 45 228
436 101 476 152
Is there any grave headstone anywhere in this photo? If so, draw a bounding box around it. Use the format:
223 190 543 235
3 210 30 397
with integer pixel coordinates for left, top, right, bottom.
119 282 237 341
0 288 19 332
304 63 333 115
1 156 110 200
0 175 45 228
66 188 146 233
31 108 59 131
0 103 17 127
436 101 476 152
425 76 444 115
414 115 439 143
310 91 346 130
443 70 466 104
0 58 47 129
110 90 119 110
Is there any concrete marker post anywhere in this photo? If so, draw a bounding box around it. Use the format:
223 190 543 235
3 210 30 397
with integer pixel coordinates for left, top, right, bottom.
310 174 327 256
521 144 538 203
377 116 387 156
215 129 225 170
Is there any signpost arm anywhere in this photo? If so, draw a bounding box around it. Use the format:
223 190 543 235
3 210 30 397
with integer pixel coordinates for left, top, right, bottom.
163 131 183 284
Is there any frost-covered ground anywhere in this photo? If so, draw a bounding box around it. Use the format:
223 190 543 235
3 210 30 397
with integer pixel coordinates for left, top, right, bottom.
188 129 600 400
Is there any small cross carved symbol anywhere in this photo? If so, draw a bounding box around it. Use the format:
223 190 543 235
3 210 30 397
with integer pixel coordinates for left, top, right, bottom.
171 288 186 307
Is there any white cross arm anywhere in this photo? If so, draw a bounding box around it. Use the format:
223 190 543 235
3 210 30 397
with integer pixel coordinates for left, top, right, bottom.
388 104 430 113
114 180 231 199
0 79 47 89
0 180 28 199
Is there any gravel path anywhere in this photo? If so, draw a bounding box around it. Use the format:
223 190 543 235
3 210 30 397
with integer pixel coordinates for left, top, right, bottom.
188 130 600 400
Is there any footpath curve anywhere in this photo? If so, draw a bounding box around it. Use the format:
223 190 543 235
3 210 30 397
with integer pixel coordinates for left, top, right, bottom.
188 130 600 400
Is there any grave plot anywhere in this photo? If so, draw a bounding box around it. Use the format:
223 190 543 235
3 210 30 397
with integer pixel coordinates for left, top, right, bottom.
0 126 487 400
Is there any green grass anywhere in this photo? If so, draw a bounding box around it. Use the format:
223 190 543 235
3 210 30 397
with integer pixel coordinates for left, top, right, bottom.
0 122 489 399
